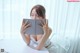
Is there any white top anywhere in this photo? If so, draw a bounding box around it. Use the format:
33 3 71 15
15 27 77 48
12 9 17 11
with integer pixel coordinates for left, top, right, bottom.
29 36 51 49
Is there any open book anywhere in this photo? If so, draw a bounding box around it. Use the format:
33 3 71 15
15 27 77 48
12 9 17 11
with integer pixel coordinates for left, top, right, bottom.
23 19 47 35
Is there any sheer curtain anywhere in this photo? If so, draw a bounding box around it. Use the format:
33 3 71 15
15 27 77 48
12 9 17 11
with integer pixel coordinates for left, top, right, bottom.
0 0 80 52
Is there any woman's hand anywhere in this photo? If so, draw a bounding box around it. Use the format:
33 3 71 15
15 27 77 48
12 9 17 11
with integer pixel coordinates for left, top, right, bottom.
20 20 31 35
43 20 52 35
40 20 52 35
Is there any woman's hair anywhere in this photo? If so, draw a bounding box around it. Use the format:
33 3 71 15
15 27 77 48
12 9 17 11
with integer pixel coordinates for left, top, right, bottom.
30 5 46 19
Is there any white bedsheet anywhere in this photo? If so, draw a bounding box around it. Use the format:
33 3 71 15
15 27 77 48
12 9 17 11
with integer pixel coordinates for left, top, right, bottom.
0 39 49 53
0 34 80 53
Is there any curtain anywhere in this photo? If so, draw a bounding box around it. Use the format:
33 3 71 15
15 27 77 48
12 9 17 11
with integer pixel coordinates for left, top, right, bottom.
0 0 80 52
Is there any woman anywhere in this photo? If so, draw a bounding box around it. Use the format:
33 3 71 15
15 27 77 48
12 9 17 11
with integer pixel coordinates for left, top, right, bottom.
20 5 52 50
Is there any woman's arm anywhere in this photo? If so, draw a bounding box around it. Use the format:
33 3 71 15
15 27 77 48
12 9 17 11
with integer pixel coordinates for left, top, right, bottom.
21 33 30 45
36 29 52 50
20 19 31 45
36 20 52 50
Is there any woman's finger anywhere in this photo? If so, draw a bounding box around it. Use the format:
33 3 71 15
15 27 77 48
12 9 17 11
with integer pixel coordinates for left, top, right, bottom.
21 22 30 32
39 19 46 27
39 20 44 27
45 19 48 27
22 20 29 27
22 19 26 25
23 23 31 29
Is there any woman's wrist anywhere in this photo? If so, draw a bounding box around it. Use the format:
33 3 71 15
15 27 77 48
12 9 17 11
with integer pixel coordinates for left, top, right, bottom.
36 46 41 50
27 43 29 46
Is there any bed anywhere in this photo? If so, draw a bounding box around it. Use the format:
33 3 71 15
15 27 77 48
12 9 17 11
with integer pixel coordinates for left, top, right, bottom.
0 33 80 53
